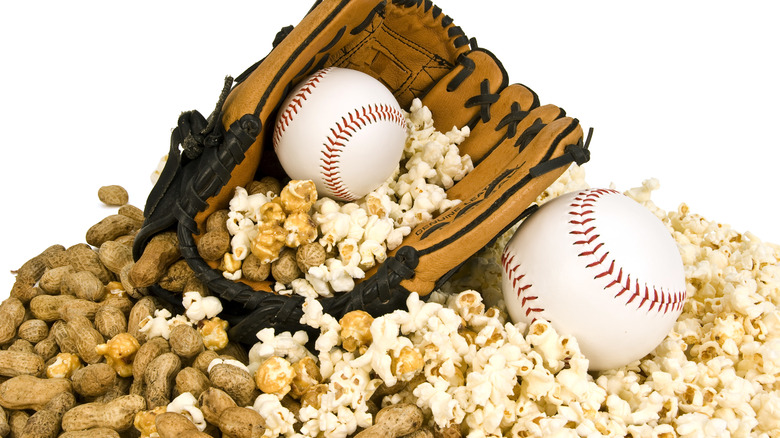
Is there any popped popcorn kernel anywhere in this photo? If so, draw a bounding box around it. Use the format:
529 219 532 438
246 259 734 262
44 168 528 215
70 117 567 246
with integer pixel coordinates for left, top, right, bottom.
281 179 318 213
198 317 229 351
339 310 374 353
291 356 323 399
139 308 192 340
255 356 296 397
166 392 207 431
96 332 141 377
182 291 223 323
284 211 318 248
259 200 286 225
46 352 82 379
392 345 424 378
250 222 288 264
134 406 166 438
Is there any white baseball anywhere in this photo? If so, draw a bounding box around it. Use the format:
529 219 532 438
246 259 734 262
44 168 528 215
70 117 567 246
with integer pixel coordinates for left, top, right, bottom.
501 188 687 370
272 67 407 201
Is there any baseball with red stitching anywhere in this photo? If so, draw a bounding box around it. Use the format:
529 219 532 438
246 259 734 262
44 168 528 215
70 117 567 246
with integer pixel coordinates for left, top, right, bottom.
272 67 407 202
501 188 687 371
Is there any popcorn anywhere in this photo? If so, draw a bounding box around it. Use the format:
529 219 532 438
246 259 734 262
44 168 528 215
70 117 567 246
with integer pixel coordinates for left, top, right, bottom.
305 258 364 295
134 406 167 438
182 291 223 323
220 253 242 275
95 332 141 377
229 186 271 220
216 104 780 435
283 212 317 248
413 379 465 428
138 308 190 340
226 210 256 237
198 317 229 351
313 199 351 251
46 352 82 379
280 179 318 213
392 345 424 379
166 392 207 432
254 356 296 397
252 394 297 437
297 360 380 438
247 327 313 377
250 222 288 264
290 357 323 399
338 310 374 353
290 278 319 299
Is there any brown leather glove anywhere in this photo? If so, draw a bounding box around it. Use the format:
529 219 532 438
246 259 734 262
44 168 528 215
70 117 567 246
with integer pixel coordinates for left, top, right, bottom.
132 0 592 344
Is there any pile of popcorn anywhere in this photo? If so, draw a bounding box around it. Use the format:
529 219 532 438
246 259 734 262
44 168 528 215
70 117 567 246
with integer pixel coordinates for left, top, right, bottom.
236 165 780 438
181 99 780 436
218 98 472 296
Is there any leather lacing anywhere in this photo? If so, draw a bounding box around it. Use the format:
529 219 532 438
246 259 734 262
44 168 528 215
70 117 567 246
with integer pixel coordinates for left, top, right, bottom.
497 102 531 139
466 79 500 124
530 126 594 177
515 118 548 151
179 76 234 160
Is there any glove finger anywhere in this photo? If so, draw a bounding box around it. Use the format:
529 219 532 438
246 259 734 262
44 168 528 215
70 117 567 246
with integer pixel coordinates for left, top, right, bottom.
455 83 540 164
387 117 586 296
420 48 508 133
446 103 566 202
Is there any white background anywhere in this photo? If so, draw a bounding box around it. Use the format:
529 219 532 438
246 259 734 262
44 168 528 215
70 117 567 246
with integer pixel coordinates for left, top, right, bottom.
1 1 778 300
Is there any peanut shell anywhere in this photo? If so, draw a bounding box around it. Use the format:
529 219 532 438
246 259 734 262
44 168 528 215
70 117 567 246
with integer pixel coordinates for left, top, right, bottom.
97 185 129 206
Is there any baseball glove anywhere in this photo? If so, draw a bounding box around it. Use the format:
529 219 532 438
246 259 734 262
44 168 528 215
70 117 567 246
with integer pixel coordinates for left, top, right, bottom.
132 0 592 345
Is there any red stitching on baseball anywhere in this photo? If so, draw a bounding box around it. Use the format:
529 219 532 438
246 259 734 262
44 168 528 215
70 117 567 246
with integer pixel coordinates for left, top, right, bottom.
568 189 687 314
593 259 614 278
502 248 544 323
273 68 334 149
570 217 596 226
319 103 406 200
570 225 596 236
587 251 609 269
573 233 600 246
577 242 604 257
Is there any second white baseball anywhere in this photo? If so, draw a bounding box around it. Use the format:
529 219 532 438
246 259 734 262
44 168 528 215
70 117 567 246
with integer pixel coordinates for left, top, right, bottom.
272 67 407 201
501 188 687 370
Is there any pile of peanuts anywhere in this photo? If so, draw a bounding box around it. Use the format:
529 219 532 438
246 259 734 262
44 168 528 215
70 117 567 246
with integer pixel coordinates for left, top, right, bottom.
0 184 436 437
0 186 247 437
